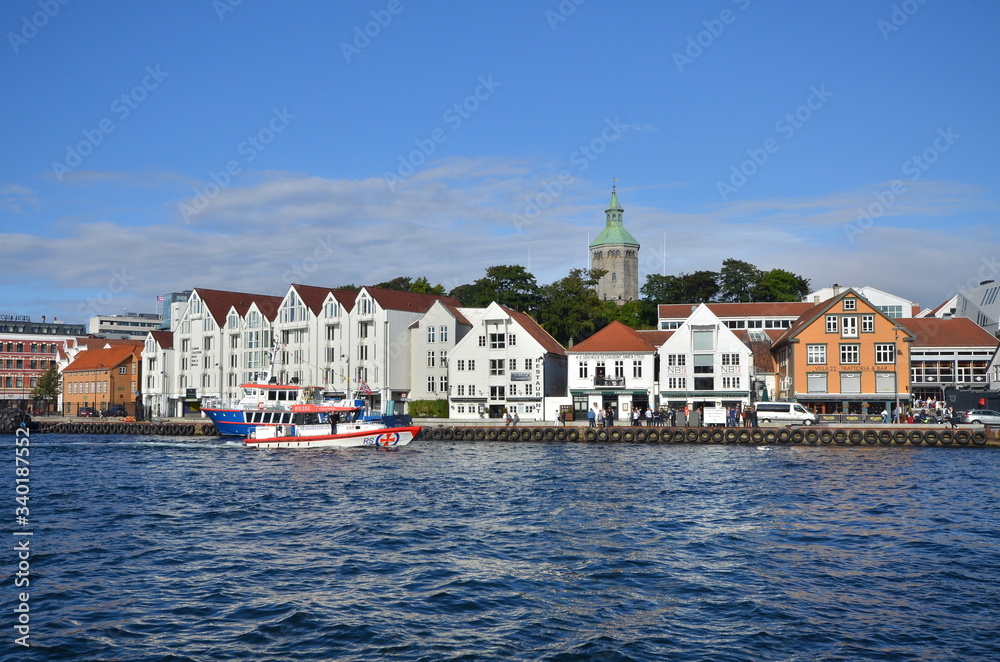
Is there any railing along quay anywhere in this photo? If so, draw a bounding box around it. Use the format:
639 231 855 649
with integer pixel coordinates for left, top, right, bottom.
420 424 998 447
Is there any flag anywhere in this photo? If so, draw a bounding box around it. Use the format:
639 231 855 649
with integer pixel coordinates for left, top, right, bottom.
359 381 372 395
156 295 164 301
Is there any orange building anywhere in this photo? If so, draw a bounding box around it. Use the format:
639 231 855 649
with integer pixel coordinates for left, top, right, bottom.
771 288 914 416
62 345 142 416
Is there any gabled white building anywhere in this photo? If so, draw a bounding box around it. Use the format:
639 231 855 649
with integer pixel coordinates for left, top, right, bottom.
657 304 755 411
447 302 566 421
408 300 475 401
564 321 665 420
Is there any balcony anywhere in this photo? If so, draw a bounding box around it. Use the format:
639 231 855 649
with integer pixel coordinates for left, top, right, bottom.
594 376 626 388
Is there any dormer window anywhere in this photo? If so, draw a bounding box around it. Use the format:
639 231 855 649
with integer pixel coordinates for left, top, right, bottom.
844 298 857 311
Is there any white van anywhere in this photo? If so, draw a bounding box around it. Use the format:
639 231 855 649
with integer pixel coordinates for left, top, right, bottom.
754 402 818 425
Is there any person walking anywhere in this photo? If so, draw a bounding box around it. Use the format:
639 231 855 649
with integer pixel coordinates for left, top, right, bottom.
588 405 597 428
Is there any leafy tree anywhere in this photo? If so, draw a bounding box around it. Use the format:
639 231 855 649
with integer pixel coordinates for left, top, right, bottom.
641 274 686 304
449 265 542 312
32 364 60 412
536 268 608 346
335 283 361 292
753 269 811 302
374 276 414 291
719 259 763 302
604 300 656 329
410 277 445 295
680 270 720 302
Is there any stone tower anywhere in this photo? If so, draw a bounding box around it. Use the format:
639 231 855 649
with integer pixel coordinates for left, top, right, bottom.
589 187 639 304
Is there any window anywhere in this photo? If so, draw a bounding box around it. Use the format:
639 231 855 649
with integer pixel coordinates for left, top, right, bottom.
691 328 714 351
427 326 435 343
614 360 624 378
578 363 589 379
524 358 533 370
440 350 447 366
524 383 533 396
440 326 448 342
721 353 740 366
427 376 436 392
807 345 826 365
489 333 505 349
840 372 861 393
489 359 505 376
489 385 506 400
633 361 642 378
457 385 465 396
427 351 435 368
326 325 336 341
844 298 857 311
468 360 475 371
722 376 741 389
358 345 368 361
667 354 686 367
694 377 714 391
876 372 896 393
478 335 486 347
456 359 465 371
507 334 516 346
875 343 896 364
509 358 517 371
841 316 858 338
807 373 827 393
840 344 860 364
826 316 838 333
439 376 447 392
119 366 127 374
693 355 714 374
509 384 518 397
861 315 875 333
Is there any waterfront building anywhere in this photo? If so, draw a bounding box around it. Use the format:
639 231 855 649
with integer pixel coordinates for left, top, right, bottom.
142 331 173 420
770 288 913 415
62 345 142 416
657 301 813 331
804 285 919 318
894 317 998 400
89 312 163 339
408 300 475 403
0 314 86 411
589 187 639 305
656 304 755 412
447 302 566 421
565 321 663 420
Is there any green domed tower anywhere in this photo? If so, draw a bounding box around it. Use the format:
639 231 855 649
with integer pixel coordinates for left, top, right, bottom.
589 186 639 304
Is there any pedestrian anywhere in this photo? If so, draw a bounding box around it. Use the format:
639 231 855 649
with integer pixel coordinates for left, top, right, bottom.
645 407 653 426
597 407 605 428
588 405 597 428
882 408 890 424
512 412 519 427
750 406 758 428
605 407 614 428
505 410 513 427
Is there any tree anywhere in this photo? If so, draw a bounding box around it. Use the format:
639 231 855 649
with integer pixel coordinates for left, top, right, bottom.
374 276 414 291
641 274 686 304
604 300 655 329
679 270 720 302
753 269 811 302
536 268 608 346
719 259 763 302
410 277 445 295
32 364 60 412
449 265 542 312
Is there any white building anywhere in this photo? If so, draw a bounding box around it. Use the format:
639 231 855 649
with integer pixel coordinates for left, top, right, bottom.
657 304 755 411
565 320 665 421
447 302 566 421
658 301 813 332
89 312 163 339
408 300 476 402
804 285 919 318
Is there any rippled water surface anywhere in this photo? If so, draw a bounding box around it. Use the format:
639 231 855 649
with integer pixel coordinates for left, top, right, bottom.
11 435 1000 661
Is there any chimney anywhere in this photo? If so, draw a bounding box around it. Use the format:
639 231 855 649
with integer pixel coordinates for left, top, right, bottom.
41 315 45 323
832 284 841 295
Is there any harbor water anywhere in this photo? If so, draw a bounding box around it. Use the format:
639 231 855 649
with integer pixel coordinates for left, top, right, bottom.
9 434 1000 661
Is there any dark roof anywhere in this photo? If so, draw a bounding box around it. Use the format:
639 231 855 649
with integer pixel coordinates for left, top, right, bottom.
500 306 565 356
291 284 358 315
195 288 283 326
149 331 173 350
364 287 462 314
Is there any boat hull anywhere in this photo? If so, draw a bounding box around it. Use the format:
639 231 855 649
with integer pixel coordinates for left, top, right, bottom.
244 426 421 450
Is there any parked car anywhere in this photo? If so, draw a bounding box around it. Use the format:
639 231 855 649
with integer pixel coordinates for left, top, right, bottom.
77 407 97 417
958 409 1000 425
101 405 128 418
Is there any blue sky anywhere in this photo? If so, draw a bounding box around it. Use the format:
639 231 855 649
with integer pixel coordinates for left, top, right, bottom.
2 0 998 324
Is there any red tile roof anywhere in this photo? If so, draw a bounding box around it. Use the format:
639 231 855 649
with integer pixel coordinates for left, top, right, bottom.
636 329 675 348
64 346 140 372
568 321 657 353
364 287 462 314
896 317 999 348
195 288 284 327
149 331 173 350
291 284 358 315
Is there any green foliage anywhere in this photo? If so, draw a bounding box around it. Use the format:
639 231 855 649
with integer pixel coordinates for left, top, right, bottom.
604 300 656 329
335 283 361 292
372 276 445 295
410 276 445 295
719 259 763 302
640 260 809 305
753 269 811 301
32 364 60 407
449 265 542 312
537 268 609 346
406 399 449 418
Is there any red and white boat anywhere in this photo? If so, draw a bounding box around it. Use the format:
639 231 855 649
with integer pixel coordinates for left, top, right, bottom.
243 403 420 450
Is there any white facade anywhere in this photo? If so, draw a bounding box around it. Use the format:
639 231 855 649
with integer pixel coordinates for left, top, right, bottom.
657 304 754 410
408 301 475 402
447 302 566 422
953 280 1000 336
804 285 917 318
89 312 163 339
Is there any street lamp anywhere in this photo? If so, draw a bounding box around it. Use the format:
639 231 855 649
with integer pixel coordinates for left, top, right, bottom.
894 327 900 424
